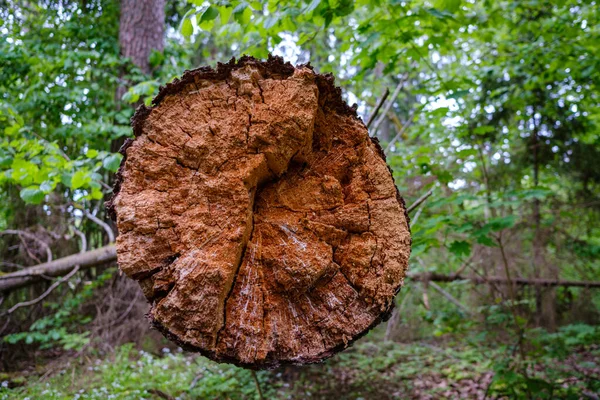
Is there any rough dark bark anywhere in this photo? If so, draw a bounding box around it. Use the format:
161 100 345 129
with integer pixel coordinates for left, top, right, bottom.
113 0 166 167
118 0 166 75
106 56 412 369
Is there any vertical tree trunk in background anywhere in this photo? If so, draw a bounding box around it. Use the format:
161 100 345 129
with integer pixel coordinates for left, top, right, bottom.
531 99 556 330
531 111 543 325
118 0 166 74
112 0 166 150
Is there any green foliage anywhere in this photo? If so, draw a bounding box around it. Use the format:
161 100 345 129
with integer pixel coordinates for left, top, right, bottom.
0 1 599 399
121 80 161 106
0 1 126 210
3 269 115 351
486 324 600 398
2 326 598 399
0 0 192 214
0 343 275 400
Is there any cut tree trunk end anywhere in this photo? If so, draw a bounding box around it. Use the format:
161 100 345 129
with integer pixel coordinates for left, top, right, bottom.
106 56 412 369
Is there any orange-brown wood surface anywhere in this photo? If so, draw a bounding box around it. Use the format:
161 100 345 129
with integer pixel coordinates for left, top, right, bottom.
108 56 411 369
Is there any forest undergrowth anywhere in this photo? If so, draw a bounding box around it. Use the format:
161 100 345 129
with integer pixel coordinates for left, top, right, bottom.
2 321 599 400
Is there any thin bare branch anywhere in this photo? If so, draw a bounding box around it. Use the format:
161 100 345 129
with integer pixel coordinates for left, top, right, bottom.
366 87 390 128
1 229 52 262
4 265 80 315
251 370 264 400
30 131 71 161
407 272 600 288
95 290 140 330
428 281 473 315
411 206 424 225
73 228 88 253
81 209 115 243
384 108 417 153
0 261 25 270
453 253 475 277
407 189 434 214
372 74 409 134
147 389 174 400
385 287 412 341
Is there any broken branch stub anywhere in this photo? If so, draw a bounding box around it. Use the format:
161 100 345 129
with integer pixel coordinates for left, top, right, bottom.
107 56 411 369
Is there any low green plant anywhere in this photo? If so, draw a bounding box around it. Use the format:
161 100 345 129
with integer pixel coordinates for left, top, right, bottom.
4 268 115 351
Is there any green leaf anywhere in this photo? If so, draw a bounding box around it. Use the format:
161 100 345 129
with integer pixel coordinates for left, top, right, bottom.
487 215 517 231
90 187 103 200
449 240 471 257
20 186 45 204
71 170 90 189
39 180 54 193
263 15 278 29
448 89 469 99
198 18 215 31
441 0 461 12
103 153 122 172
219 6 233 23
473 125 494 135
85 149 99 158
476 234 498 247
0 155 13 168
426 7 455 20
181 17 194 37
121 90 139 104
61 173 73 188
518 188 552 200
200 6 219 22
148 49 165 68
5 123 21 136
456 148 478 158
250 1 262 10
241 7 253 25
234 5 252 25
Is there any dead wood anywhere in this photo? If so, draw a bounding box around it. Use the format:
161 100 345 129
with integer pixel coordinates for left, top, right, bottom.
106 56 412 369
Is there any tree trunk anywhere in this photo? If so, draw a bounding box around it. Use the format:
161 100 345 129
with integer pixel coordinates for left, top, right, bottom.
113 0 166 153
118 0 165 74
107 56 412 369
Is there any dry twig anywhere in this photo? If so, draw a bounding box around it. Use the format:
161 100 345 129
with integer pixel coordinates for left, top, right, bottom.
1 229 53 263
372 74 409 134
384 108 418 153
407 189 434 214
4 265 80 315
366 87 390 128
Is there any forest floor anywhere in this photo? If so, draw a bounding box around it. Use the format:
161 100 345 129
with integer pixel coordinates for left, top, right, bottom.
1 325 599 399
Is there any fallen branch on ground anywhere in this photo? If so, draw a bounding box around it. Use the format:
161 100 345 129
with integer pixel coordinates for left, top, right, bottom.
0 245 116 293
3 247 599 295
4 265 80 315
407 273 600 288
